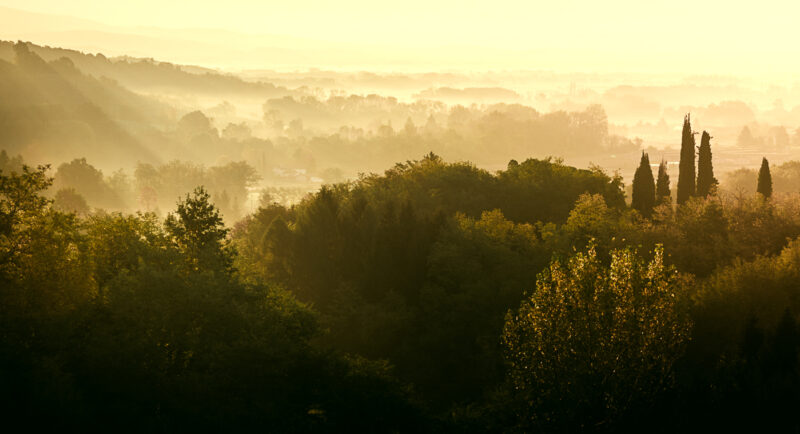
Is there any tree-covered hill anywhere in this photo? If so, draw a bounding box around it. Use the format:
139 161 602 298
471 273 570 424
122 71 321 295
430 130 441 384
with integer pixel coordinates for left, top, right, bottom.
0 42 173 167
0 40 298 99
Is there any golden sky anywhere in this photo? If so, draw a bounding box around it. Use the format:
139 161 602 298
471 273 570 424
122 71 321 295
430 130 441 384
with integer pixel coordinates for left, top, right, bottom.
1 0 799 73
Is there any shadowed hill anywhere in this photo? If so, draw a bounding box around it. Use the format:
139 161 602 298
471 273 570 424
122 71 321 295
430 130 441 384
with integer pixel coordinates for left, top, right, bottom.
0 40 298 99
0 42 168 167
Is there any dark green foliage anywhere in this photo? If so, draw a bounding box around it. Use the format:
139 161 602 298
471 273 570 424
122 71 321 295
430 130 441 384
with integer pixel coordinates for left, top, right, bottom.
0 167 424 432
411 210 548 404
758 157 773 198
696 131 718 197
498 157 626 223
6 150 800 432
232 153 800 427
233 154 626 409
656 159 671 205
654 198 731 276
677 114 696 205
676 241 800 431
631 152 655 217
165 186 233 273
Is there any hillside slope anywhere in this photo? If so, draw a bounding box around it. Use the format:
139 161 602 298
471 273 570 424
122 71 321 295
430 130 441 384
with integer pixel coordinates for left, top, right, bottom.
0 40 297 99
0 42 171 167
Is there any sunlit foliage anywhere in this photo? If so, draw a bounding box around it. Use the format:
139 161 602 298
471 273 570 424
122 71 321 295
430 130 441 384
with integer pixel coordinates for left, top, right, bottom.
502 245 691 431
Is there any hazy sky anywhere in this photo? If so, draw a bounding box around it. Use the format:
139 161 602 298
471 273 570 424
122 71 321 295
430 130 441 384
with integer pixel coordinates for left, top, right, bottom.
2 0 800 73
0 0 794 48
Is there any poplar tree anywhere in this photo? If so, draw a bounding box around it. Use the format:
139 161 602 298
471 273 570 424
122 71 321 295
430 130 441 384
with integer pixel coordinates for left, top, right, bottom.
696 131 718 197
631 152 655 217
677 114 696 205
757 157 773 199
656 160 671 205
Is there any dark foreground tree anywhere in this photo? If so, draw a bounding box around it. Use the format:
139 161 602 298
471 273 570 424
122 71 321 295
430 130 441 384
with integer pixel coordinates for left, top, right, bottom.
631 152 655 217
677 115 696 205
757 157 772 199
0 169 425 433
696 131 718 197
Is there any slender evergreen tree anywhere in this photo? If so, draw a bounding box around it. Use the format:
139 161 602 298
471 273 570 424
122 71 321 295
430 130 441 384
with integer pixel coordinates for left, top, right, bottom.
656 159 671 205
696 131 718 197
631 152 655 217
757 157 773 199
677 114 696 205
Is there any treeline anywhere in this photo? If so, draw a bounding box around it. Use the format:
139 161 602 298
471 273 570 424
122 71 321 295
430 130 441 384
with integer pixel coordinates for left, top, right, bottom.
0 153 262 223
262 102 638 176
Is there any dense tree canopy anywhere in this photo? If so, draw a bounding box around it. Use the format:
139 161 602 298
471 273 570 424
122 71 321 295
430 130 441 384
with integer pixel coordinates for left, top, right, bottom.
0 163 424 432
3 149 800 431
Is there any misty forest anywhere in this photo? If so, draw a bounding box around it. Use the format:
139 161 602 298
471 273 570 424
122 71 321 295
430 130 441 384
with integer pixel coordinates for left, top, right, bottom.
4 3 800 432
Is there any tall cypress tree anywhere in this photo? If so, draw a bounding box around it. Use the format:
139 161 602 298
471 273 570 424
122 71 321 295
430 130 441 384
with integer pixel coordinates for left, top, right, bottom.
656 159 671 205
696 131 718 197
757 157 773 199
676 114 696 205
631 152 656 217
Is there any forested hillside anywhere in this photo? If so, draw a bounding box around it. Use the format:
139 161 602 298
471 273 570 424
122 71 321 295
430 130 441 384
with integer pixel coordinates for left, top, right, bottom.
0 42 172 167
0 40 297 99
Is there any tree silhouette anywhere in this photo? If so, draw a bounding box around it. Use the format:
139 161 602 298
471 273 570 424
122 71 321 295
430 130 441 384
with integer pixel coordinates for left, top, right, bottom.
677 114 696 205
757 157 773 199
696 131 717 197
53 188 90 215
632 152 655 217
164 186 232 272
656 159 671 205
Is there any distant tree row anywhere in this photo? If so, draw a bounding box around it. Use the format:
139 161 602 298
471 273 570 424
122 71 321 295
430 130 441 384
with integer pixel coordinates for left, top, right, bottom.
40 156 261 223
632 114 774 217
